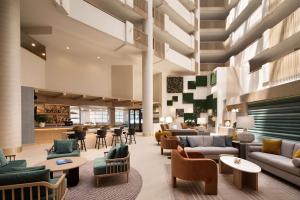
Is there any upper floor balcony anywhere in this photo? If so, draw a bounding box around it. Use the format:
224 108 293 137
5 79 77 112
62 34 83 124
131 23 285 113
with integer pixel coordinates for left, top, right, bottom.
57 0 147 50
154 0 196 33
154 10 195 55
179 0 198 11
154 39 196 74
84 0 147 22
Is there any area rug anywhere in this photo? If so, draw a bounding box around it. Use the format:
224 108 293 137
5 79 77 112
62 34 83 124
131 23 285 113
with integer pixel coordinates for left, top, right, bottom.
65 161 142 200
165 164 300 200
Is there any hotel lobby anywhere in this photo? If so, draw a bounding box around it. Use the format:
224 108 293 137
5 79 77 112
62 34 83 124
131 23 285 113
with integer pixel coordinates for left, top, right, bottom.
0 0 300 199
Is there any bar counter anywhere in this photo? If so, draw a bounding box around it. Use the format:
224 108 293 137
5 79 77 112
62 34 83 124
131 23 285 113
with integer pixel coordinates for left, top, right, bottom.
34 126 115 148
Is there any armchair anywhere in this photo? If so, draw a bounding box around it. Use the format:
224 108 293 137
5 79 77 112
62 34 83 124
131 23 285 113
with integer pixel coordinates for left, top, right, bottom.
160 135 180 155
47 139 80 160
171 149 218 195
0 151 26 172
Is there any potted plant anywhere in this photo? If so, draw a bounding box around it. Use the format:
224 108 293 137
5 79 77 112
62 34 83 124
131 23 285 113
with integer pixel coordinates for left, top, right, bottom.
35 114 48 128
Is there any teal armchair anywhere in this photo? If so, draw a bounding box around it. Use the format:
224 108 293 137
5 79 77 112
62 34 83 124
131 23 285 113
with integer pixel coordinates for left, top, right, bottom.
0 151 27 172
47 139 80 160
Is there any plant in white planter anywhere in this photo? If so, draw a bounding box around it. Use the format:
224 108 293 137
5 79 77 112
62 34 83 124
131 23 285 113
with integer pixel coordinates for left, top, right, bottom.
35 114 48 128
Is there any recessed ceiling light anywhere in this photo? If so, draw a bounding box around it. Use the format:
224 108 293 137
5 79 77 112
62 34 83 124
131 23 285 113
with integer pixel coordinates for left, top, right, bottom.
42 53 46 56
97 56 101 59
66 46 70 50
31 43 36 47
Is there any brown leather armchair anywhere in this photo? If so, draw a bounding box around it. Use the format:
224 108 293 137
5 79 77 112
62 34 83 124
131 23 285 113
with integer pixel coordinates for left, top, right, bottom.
171 149 218 195
160 136 180 155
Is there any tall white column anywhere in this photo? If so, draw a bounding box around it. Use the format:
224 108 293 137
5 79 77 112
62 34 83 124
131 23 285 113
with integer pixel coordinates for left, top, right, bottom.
0 0 22 153
142 0 154 136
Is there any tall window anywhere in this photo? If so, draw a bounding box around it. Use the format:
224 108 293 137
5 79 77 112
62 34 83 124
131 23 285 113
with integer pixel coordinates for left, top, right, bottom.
89 110 108 124
80 107 109 124
115 109 124 124
70 106 80 124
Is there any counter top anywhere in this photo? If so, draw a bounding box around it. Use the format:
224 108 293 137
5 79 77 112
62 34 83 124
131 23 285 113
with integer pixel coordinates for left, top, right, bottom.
35 126 73 131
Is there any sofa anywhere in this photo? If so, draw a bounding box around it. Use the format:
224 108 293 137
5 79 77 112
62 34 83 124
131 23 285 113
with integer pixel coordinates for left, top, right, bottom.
171 148 218 195
47 139 80 160
181 135 239 159
247 140 300 186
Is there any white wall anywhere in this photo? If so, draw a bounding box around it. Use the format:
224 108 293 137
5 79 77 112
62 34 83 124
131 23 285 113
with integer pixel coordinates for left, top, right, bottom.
132 65 142 101
111 65 133 99
21 48 46 88
45 47 111 97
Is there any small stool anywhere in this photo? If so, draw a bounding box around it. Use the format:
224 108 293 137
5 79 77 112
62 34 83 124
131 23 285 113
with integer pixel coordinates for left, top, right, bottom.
95 129 107 149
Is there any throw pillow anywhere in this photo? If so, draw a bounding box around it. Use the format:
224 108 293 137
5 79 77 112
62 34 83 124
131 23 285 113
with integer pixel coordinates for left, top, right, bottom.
54 140 73 154
293 149 300 158
262 139 282 155
292 158 300 167
0 149 8 167
225 136 233 146
106 147 117 159
179 136 190 147
177 146 187 158
213 136 226 147
115 144 129 158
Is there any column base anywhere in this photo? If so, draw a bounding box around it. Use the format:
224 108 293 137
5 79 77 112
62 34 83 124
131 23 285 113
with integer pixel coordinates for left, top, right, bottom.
3 146 22 155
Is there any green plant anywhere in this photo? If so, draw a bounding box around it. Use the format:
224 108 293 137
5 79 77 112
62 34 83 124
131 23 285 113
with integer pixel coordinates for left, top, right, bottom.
35 114 48 123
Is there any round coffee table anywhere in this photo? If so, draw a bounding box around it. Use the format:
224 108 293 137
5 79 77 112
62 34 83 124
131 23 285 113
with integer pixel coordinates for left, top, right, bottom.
39 157 87 187
219 155 261 190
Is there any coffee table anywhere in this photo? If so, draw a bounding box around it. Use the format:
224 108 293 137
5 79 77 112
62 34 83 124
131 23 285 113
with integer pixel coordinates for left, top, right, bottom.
39 157 87 187
219 155 261 190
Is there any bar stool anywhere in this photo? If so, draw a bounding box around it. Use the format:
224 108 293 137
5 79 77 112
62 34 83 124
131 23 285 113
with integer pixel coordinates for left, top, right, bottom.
111 128 123 146
126 128 136 144
75 131 86 151
95 129 107 149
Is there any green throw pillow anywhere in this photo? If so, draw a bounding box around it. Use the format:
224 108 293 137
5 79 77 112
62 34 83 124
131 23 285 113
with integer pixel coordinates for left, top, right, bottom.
115 144 129 158
54 140 73 154
106 147 117 159
0 149 8 167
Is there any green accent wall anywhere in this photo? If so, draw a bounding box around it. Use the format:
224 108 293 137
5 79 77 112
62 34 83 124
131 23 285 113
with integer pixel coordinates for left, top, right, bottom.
167 100 173 106
188 81 196 89
172 96 178 102
184 113 197 123
182 93 194 104
196 76 207 87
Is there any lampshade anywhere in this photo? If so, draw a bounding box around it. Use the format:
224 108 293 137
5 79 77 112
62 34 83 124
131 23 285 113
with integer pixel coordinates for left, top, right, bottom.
197 117 207 125
165 116 173 124
159 117 165 123
236 116 254 129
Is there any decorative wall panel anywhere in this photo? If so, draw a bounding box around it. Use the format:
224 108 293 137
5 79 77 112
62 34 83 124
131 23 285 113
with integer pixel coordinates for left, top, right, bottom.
167 77 183 93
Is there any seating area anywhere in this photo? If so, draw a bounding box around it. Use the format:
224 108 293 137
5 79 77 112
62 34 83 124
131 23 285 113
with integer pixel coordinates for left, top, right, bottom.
1 0 300 199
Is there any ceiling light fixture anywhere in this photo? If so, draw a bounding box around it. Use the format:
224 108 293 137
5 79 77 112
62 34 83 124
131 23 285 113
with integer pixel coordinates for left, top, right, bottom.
97 56 101 59
31 43 36 47
66 46 70 50
42 53 46 56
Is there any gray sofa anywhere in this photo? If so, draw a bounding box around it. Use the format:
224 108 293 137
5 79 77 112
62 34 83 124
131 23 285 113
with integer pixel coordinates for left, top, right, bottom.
247 141 300 186
182 135 239 159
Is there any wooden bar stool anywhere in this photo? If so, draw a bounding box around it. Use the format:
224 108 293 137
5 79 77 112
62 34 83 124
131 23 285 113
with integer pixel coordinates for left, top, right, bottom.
95 129 107 149
111 128 123 146
126 128 136 144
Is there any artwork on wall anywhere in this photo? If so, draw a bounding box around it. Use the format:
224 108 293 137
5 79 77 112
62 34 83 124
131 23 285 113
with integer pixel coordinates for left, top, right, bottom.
176 109 184 117
196 76 207 87
167 77 183 93
167 100 173 106
188 81 196 89
172 96 178 102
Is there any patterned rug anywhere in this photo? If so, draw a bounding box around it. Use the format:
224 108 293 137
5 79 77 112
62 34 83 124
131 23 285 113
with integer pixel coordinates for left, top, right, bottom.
65 161 142 200
165 164 300 200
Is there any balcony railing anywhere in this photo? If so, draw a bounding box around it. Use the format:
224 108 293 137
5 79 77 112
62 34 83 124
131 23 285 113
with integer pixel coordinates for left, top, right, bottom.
153 9 165 29
200 42 225 50
200 20 226 29
153 39 165 59
134 27 148 48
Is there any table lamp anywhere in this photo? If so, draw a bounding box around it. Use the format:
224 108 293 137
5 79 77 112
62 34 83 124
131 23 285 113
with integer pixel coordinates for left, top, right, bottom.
236 116 255 143
197 117 207 126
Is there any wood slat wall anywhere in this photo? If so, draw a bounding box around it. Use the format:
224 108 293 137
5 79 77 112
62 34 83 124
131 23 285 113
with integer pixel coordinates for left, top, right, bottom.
248 96 300 141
